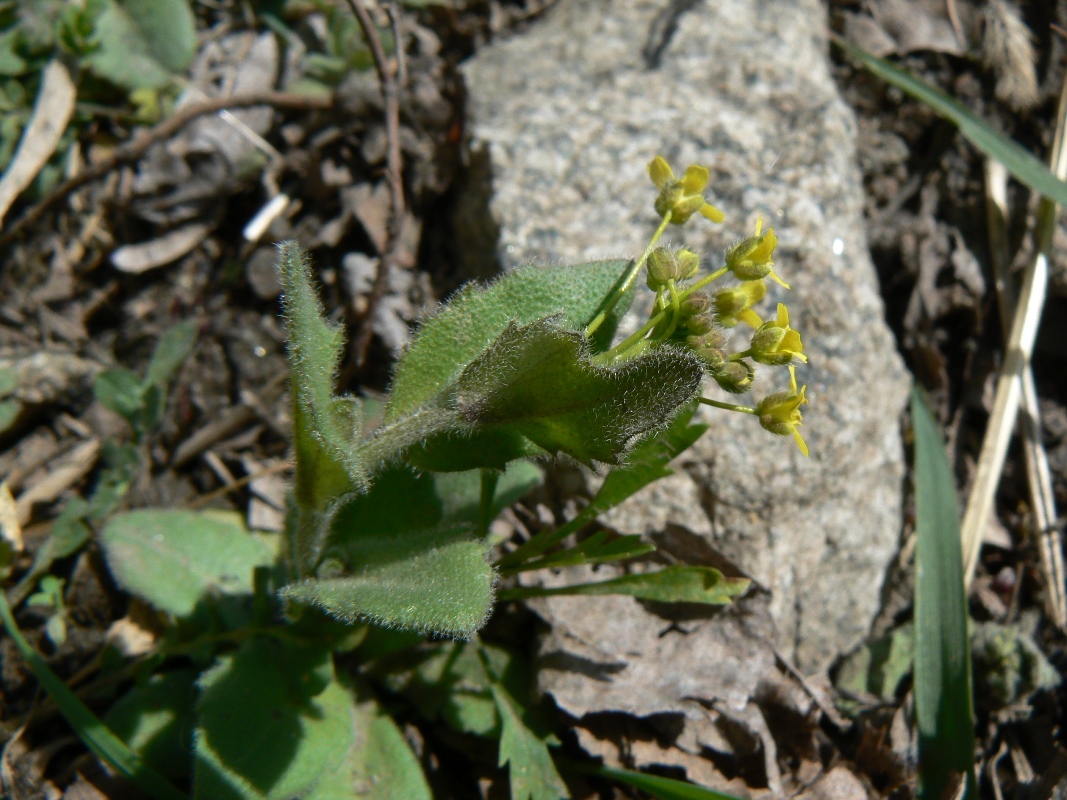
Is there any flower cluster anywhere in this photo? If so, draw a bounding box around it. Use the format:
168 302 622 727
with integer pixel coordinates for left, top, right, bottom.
598 155 811 456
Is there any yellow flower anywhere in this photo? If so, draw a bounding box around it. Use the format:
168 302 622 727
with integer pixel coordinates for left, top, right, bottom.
714 280 766 328
725 218 789 288
756 366 809 456
750 303 807 366
648 156 725 225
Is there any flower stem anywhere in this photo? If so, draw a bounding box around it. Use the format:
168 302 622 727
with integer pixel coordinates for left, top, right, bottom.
585 211 672 338
698 397 758 415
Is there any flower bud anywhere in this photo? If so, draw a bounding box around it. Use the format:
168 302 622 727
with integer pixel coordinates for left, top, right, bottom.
676 249 701 279
646 248 681 290
685 313 716 335
749 303 807 366
712 360 754 394
713 281 766 328
681 291 711 316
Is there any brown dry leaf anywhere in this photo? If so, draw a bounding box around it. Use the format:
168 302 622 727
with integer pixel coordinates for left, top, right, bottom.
62 775 109 800
110 221 213 274
15 438 100 525
795 767 869 800
0 61 76 224
842 0 973 57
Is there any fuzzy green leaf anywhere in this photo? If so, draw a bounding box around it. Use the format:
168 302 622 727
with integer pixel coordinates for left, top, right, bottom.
911 389 976 799
503 566 748 605
94 368 144 423
446 318 704 467
281 527 494 638
387 260 633 422
278 242 368 505
100 509 275 617
194 638 428 800
105 669 200 781
491 683 568 800
85 0 197 90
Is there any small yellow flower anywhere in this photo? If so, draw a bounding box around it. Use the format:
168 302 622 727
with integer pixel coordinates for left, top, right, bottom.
714 280 766 328
725 218 789 288
648 156 725 225
750 303 807 366
756 365 809 456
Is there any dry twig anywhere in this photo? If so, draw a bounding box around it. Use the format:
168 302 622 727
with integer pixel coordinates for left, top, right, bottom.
960 77 1067 593
984 158 1067 630
343 0 407 369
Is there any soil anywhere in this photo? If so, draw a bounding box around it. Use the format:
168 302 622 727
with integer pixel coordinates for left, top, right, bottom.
1 0 1066 797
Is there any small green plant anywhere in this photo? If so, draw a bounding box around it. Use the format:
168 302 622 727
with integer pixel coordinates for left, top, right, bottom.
2 157 810 798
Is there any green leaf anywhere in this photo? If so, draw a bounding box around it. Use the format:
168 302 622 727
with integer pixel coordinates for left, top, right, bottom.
0 589 185 800
502 565 748 605
501 404 706 567
910 389 976 799
490 683 568 800
278 242 367 506
84 0 196 91
105 669 200 781
0 398 19 434
833 624 915 707
504 530 655 574
99 509 275 617
834 36 1067 208
594 764 744 800
444 318 704 468
194 638 429 800
144 319 198 389
281 527 494 638
94 368 145 424
387 259 633 422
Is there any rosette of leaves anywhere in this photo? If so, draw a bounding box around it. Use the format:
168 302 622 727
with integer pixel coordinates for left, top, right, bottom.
276 242 710 639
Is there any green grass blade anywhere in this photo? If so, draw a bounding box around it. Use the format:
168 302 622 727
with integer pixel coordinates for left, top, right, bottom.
594 764 743 800
910 388 976 798
0 591 186 800
834 36 1067 208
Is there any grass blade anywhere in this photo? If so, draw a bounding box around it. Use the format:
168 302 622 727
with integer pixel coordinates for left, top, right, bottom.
0 591 185 800
910 388 976 798
833 36 1067 208
594 764 743 800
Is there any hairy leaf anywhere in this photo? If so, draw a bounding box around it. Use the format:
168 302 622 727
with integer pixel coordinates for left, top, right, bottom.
449 318 704 467
387 260 633 421
502 566 748 605
105 669 200 781
100 510 274 617
491 683 567 800
144 319 198 389
281 527 494 639
279 242 367 505
194 639 428 800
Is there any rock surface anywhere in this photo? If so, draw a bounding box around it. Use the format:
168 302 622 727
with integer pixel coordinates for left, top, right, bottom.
461 0 908 720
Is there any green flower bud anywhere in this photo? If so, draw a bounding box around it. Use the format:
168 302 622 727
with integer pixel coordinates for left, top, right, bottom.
676 248 701 279
713 281 765 328
724 218 789 288
712 360 754 394
646 248 681 290
685 313 716 335
681 291 711 316
749 303 807 366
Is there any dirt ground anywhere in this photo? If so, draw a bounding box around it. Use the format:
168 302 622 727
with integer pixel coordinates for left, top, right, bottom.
1 0 1066 797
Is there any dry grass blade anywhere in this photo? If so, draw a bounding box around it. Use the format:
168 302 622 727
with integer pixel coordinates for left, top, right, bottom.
983 157 1067 630
960 76 1067 589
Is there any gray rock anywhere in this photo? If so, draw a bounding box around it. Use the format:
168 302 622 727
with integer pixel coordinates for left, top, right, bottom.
461 0 909 695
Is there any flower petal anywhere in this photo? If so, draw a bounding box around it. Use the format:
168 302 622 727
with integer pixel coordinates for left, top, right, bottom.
648 156 673 189
681 164 710 194
699 202 725 223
